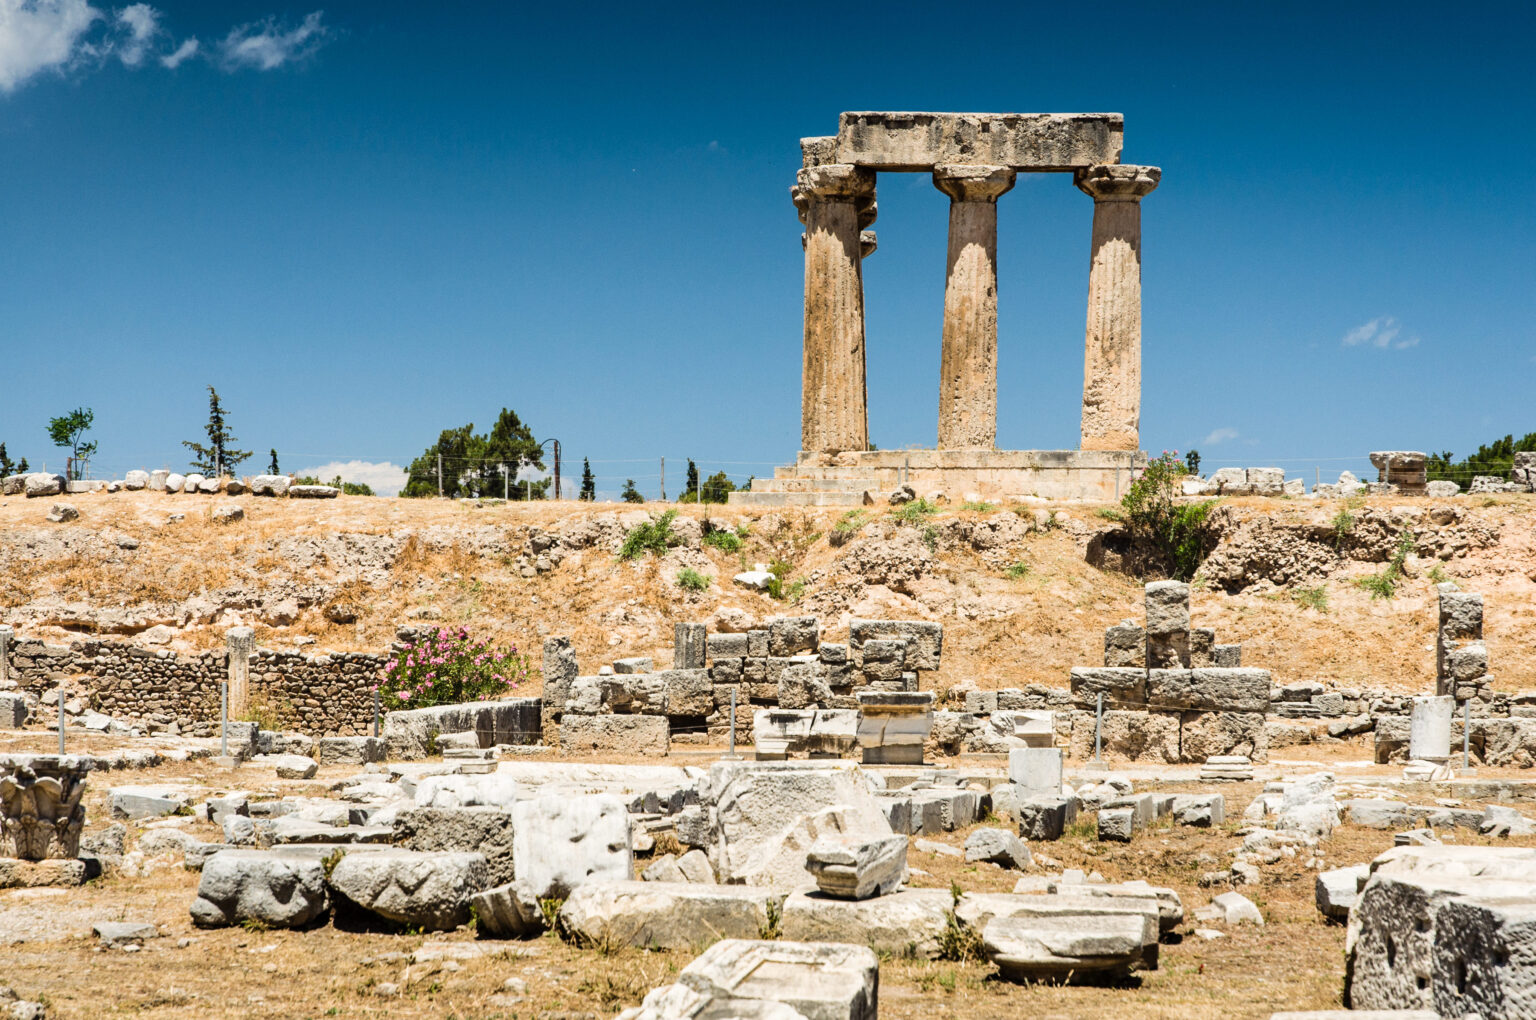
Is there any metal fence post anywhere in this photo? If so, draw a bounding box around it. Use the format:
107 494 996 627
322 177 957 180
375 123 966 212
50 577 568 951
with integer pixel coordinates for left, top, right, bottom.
58 690 66 754
727 687 739 759
221 681 229 758
1093 691 1104 764
1463 697 1472 770
373 689 381 738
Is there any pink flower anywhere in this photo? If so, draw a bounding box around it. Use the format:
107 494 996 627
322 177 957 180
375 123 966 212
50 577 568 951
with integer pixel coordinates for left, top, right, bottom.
398 690 411 701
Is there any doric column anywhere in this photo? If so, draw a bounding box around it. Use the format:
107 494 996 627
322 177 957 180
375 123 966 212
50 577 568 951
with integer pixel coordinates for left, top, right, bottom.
933 164 1015 449
1075 164 1160 451
795 164 876 455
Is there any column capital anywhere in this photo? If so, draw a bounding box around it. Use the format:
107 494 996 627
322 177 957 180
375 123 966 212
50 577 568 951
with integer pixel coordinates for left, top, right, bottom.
860 230 877 258
796 164 876 202
932 164 1015 203
800 136 837 168
1075 164 1160 201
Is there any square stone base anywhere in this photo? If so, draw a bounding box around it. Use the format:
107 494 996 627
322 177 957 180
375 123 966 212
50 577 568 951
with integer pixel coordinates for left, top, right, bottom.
730 449 1145 506
0 858 88 888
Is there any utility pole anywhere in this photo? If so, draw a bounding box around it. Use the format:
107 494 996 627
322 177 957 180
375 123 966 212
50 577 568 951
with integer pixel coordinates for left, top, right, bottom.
660 457 666 502
437 453 443 497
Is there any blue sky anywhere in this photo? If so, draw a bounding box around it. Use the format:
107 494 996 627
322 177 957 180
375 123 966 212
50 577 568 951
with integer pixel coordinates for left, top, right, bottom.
2 1 1532 497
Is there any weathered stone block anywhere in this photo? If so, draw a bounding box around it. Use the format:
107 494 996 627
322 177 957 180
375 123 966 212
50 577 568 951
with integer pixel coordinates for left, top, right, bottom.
1069 667 1147 709
1103 621 1145 668
805 834 907 899
768 617 818 657
559 714 669 756
835 111 1123 171
708 633 749 660
512 794 631 901
1180 710 1269 764
559 881 781 950
329 849 487 930
1018 796 1077 841
189 850 329 928
392 806 515 887
674 623 706 670
781 887 951 958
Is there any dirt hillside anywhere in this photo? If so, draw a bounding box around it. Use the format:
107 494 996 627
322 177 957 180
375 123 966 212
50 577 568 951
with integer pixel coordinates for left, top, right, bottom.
2 490 1533 696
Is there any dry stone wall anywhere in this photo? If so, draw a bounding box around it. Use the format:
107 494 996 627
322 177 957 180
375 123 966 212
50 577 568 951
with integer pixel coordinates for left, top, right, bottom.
1 636 380 736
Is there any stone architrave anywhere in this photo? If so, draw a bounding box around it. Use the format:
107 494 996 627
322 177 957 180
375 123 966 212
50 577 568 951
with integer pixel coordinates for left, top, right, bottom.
933 164 1015 449
0 755 90 860
226 627 255 720
795 164 876 455
1075 164 1159 452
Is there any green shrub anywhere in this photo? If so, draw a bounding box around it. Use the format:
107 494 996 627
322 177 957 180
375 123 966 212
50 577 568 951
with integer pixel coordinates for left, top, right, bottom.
1330 506 1356 550
1355 530 1415 600
935 881 984 962
830 509 868 547
1292 585 1329 613
1006 561 1029 580
1117 451 1216 581
376 627 533 709
704 528 743 553
961 500 995 513
889 498 938 524
675 568 711 591
766 559 804 602
619 510 679 559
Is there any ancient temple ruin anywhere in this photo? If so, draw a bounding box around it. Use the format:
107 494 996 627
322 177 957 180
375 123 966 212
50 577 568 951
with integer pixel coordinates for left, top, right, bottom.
734 112 1158 506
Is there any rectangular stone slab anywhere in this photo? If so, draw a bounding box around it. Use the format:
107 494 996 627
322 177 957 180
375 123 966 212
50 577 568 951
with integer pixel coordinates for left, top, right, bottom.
835 112 1123 171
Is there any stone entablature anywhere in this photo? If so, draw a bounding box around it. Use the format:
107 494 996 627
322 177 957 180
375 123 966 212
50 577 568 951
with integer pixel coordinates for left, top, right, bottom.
829 112 1124 171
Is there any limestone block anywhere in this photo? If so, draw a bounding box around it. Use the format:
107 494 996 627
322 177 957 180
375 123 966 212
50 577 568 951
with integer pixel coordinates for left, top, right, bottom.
1008 747 1062 799
1067 709 1180 763
412 772 518 810
22 473 65 497
660 669 714 717
288 484 338 498
512 794 631 901
316 737 384 766
907 787 980 832
1144 580 1190 635
0 693 26 729
614 657 653 674
1148 668 1270 713
1068 667 1147 709
560 714 670 756
1018 797 1077 841
1171 794 1225 827
1212 644 1242 667
164 472 185 492
469 880 544 937
768 617 818 657
1275 772 1339 838
983 912 1147 981
817 641 846 665
189 849 329 928
559 881 783 950
1210 467 1247 492
1208 891 1264 925
805 833 907 899
781 887 951 958
392 806 515 886
703 761 892 888
1248 467 1285 495
270 754 318 780
1431 894 1536 1019
1098 806 1134 842
664 938 879 1020
329 849 487 930
674 623 707 670
1446 643 1489 682
753 709 814 759
1103 621 1145 667
849 619 942 670
1180 710 1269 763
247 474 287 496
835 111 1122 171
778 663 832 710
1316 865 1368 920
145 469 168 491
383 699 541 758
109 785 191 820
708 633 749 660
1409 695 1455 762
964 827 1031 870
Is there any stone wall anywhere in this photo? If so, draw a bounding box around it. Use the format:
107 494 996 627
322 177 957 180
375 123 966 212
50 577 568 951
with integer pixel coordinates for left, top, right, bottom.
1 636 381 736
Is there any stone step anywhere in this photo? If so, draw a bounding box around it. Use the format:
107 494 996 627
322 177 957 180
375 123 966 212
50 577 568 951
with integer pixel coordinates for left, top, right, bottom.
750 477 875 494
727 491 867 508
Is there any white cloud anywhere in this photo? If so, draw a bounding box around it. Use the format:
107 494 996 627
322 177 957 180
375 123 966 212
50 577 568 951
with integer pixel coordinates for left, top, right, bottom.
1342 316 1420 350
159 34 194 67
112 2 155 65
295 460 408 497
0 0 99 91
1202 427 1239 445
218 10 325 71
0 2 322 92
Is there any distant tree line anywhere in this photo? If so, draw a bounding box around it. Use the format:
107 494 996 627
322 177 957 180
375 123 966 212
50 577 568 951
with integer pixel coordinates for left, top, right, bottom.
1427 433 1536 483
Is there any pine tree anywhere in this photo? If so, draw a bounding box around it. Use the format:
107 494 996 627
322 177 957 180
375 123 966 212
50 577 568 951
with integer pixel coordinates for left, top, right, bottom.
579 458 596 501
0 443 14 478
621 478 645 503
267 449 280 475
1185 449 1201 476
679 459 700 502
183 387 252 476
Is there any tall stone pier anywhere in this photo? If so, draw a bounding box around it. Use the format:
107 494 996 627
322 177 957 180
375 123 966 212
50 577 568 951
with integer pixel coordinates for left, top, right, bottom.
796 164 876 455
934 164 1015 449
1076 164 1159 452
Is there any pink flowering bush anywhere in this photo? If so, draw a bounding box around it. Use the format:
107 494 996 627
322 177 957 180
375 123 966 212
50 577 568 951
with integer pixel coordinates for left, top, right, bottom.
375 627 534 710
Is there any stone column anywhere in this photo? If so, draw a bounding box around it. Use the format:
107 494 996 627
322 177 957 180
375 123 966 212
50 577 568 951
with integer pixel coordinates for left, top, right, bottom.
796 165 876 455
226 627 254 720
1075 164 1160 452
0 625 13 690
933 164 1015 449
